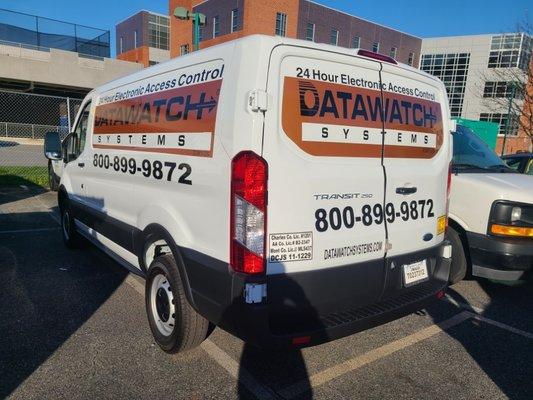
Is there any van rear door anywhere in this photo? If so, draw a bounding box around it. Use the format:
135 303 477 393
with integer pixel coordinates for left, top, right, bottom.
262 46 388 312
379 65 450 258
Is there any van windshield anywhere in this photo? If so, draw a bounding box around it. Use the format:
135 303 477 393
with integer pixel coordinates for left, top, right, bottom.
452 125 515 173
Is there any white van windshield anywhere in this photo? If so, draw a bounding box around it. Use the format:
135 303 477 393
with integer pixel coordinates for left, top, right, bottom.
452 125 515 173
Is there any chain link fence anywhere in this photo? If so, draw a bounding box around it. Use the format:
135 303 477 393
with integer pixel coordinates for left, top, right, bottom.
0 90 82 188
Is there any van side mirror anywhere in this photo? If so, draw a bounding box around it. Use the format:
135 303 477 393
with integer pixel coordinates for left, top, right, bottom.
44 131 62 160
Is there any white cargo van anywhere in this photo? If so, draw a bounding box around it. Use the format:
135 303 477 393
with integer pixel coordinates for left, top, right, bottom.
447 125 533 283
45 35 453 352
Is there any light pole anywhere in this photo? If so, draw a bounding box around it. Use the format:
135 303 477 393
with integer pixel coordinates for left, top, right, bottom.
501 82 517 157
173 7 206 52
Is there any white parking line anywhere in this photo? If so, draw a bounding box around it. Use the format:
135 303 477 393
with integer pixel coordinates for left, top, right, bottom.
34 193 60 224
471 313 533 339
278 311 472 399
123 273 277 400
445 295 533 339
125 274 145 295
26 202 532 400
201 340 279 400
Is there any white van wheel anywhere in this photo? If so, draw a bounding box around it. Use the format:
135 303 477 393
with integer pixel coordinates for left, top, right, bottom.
145 254 209 353
150 273 176 336
447 227 468 284
60 201 81 249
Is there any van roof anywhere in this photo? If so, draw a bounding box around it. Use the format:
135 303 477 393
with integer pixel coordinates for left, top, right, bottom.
93 34 439 97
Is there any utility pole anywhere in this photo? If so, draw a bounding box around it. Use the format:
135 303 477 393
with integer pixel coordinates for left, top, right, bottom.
173 7 206 52
501 82 516 157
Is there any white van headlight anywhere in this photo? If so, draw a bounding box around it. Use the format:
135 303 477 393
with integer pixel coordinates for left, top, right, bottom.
489 202 533 238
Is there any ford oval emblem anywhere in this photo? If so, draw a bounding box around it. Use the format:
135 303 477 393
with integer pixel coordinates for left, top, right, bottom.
423 233 433 242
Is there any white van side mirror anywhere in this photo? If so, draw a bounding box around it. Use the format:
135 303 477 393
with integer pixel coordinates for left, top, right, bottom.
44 131 62 160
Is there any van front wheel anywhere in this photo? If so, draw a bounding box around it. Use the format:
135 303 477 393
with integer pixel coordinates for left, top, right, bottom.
447 227 468 284
60 201 81 248
145 254 208 353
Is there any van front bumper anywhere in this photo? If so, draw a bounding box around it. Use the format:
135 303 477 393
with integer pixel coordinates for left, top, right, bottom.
466 231 533 281
186 242 451 349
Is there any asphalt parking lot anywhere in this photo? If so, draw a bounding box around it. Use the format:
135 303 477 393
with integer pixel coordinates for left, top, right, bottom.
0 140 47 167
1 185 532 400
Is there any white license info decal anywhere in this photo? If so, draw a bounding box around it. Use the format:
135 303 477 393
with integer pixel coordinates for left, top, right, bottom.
269 232 313 263
403 259 429 286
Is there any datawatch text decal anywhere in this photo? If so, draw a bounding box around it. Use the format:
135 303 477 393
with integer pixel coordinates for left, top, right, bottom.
93 62 224 157
324 241 383 261
282 77 443 158
269 232 313 263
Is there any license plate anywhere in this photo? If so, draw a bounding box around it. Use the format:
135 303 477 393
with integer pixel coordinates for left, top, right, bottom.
403 259 429 286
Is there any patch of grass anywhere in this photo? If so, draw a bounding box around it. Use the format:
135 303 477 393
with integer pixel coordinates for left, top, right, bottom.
0 166 48 188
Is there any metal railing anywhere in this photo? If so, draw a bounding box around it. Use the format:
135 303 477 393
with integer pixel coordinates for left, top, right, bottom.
0 8 110 58
0 122 69 140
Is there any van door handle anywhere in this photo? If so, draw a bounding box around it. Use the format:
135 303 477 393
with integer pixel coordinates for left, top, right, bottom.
396 186 417 195
78 162 85 168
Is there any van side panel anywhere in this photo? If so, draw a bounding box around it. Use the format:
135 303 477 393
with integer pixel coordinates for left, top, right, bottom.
88 58 229 265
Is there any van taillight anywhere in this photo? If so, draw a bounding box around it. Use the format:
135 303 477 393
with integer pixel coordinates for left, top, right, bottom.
230 151 268 274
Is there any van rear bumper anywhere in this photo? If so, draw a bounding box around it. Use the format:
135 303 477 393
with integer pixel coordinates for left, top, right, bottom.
183 242 451 348
466 231 533 281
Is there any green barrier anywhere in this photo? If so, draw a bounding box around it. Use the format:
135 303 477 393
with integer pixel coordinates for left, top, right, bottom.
454 118 500 150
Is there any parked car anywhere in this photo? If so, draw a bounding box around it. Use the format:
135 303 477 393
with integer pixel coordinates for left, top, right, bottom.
447 125 533 284
45 35 453 352
502 152 533 175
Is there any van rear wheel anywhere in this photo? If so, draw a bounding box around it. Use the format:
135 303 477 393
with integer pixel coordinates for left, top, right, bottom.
145 254 209 353
447 227 468 284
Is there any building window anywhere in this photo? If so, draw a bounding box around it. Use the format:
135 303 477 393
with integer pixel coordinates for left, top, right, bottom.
420 52 471 117
306 22 315 41
148 14 169 50
213 16 220 38
372 42 380 53
180 44 189 55
352 36 361 48
199 27 204 42
119 37 123 54
231 9 239 33
275 12 287 36
407 52 415 66
330 29 339 46
488 33 532 70
389 46 397 59
483 81 523 99
479 113 519 136
134 30 138 48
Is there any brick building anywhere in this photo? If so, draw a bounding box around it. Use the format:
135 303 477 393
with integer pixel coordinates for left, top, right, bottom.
169 0 421 66
116 10 171 67
119 1 421 68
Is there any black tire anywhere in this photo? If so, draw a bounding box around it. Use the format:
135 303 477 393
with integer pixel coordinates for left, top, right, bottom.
48 162 59 192
60 200 81 249
145 254 209 353
447 227 468 284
